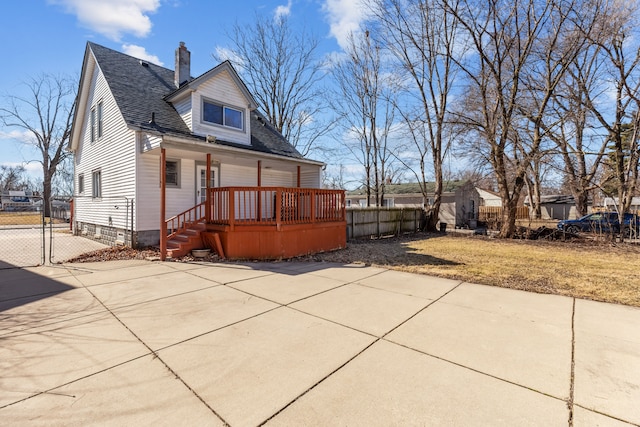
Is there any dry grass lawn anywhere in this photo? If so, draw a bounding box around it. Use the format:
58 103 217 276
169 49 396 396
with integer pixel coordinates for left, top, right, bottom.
0 213 43 226
69 230 640 308
309 233 640 307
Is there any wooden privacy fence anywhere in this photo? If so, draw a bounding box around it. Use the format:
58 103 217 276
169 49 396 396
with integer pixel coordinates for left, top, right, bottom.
478 206 529 222
347 207 424 240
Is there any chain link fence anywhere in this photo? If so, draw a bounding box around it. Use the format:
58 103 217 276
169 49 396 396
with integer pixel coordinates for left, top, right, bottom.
49 195 134 264
0 196 45 268
0 195 135 269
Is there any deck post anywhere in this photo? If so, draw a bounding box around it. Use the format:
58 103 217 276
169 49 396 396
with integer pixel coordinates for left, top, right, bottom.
276 188 282 230
229 187 235 231
310 189 316 223
257 161 262 222
297 166 301 187
160 148 167 261
205 153 211 223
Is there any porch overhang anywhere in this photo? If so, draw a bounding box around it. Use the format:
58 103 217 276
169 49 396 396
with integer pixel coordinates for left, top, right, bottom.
138 131 325 167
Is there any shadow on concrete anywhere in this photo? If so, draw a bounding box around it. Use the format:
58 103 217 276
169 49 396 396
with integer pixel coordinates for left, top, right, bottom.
0 260 74 313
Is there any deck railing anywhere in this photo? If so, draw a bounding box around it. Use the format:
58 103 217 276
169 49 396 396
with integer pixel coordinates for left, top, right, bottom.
208 187 345 228
165 201 206 240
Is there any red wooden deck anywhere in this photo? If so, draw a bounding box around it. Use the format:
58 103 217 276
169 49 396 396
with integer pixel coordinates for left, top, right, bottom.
162 186 346 260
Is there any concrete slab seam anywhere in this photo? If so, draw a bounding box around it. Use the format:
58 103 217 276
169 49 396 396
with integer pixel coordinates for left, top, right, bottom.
78 282 230 426
0 352 152 410
572 403 639 426
68 267 180 288
257 280 464 426
569 297 576 427
380 281 464 339
384 338 568 405
256 339 379 426
152 305 283 353
0 310 112 339
99 282 226 311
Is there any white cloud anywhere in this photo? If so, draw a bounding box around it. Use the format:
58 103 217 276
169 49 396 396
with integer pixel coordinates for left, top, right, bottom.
122 44 163 66
49 0 160 41
322 0 368 50
0 129 34 144
214 47 245 70
274 0 292 19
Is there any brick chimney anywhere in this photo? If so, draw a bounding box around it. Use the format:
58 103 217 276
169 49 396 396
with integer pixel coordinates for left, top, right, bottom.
174 41 190 88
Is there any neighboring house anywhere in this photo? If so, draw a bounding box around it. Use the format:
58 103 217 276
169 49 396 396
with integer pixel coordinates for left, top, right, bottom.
0 191 36 212
523 195 586 220
476 188 502 207
345 181 480 228
69 42 345 259
603 197 640 214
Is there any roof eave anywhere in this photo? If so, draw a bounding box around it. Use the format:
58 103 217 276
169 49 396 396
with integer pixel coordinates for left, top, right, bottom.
69 43 96 152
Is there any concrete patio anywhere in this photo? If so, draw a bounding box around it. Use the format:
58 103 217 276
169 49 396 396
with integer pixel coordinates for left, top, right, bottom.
0 259 638 426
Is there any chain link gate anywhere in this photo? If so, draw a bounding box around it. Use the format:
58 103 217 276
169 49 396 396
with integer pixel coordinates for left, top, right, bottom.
0 195 45 269
0 195 136 268
48 195 134 264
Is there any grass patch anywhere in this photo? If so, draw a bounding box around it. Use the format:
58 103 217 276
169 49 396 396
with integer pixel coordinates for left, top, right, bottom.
311 234 640 307
0 213 68 226
0 213 43 225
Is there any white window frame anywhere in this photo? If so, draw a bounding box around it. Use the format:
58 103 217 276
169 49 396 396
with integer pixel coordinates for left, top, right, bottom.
78 173 85 194
97 100 103 138
92 169 102 198
165 159 181 188
90 108 96 142
201 97 245 131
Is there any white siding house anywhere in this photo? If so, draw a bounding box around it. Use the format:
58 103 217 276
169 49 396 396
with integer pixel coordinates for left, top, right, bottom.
69 42 325 247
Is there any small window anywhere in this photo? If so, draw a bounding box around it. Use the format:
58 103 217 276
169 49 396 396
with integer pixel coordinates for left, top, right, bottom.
165 159 180 187
97 101 103 138
92 170 102 198
202 99 244 130
90 108 96 142
78 174 85 194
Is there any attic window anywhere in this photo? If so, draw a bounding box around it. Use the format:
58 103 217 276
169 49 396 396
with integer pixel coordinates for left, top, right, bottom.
202 99 244 131
90 100 103 142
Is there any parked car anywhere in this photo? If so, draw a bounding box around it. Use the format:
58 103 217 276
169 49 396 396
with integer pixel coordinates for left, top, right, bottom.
558 212 621 234
557 212 640 236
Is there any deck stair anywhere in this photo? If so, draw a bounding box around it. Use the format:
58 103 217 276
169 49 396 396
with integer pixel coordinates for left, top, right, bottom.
166 222 206 258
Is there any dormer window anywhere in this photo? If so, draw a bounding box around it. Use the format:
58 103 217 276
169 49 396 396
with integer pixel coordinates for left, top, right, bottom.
202 98 244 131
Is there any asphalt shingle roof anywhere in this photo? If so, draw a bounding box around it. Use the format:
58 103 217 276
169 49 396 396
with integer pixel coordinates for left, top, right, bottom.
346 180 469 196
88 42 303 159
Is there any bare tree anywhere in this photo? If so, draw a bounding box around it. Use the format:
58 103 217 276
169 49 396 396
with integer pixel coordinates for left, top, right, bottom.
582 1 640 217
0 165 35 192
371 0 461 230
217 14 330 156
0 74 76 216
546 39 610 216
448 0 585 237
330 31 397 207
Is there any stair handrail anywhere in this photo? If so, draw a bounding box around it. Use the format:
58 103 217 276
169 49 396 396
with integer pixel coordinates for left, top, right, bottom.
165 202 206 241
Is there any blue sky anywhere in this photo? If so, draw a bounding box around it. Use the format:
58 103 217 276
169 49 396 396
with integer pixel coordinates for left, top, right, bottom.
0 0 366 180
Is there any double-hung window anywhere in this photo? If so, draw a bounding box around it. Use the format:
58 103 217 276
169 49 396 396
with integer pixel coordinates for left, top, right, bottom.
202 99 244 130
90 109 96 142
97 101 103 138
165 160 180 187
78 174 85 194
92 170 102 198
90 100 104 142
